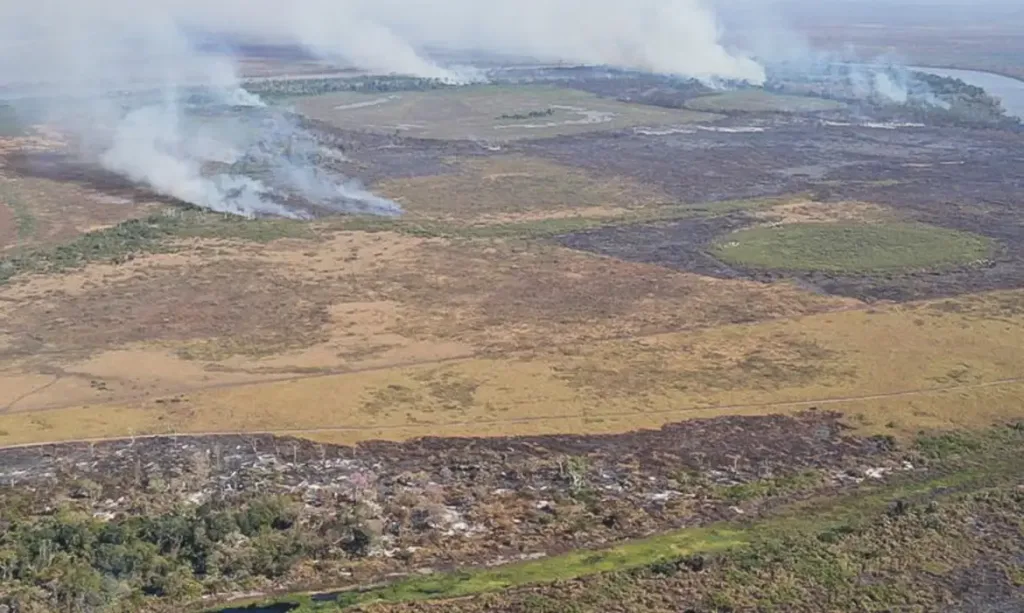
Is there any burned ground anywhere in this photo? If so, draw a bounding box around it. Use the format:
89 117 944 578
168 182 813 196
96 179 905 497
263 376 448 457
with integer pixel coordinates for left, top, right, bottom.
535 118 1024 302
0 412 903 604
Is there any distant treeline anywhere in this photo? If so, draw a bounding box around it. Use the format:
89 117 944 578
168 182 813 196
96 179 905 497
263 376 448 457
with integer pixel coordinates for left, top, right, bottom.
905 72 1015 126
518 67 717 110
0 492 374 612
766 68 1019 128
243 75 454 99
497 108 555 120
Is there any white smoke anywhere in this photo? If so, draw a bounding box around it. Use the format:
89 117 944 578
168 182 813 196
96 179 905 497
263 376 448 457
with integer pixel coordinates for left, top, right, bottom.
3 0 763 86
871 71 908 104
0 0 407 217
713 1 963 108
0 0 763 217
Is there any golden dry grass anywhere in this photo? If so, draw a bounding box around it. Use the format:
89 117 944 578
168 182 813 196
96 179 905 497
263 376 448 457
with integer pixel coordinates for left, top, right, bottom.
0 224 855 414
0 138 1021 449
1 289 1023 446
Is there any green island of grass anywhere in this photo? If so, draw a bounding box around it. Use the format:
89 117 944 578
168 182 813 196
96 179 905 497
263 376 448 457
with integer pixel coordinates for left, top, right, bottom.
711 222 995 274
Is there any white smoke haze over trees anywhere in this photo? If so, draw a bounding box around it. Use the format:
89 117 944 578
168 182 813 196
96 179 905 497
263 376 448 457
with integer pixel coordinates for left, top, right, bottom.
0 0 771 216
11 0 997 216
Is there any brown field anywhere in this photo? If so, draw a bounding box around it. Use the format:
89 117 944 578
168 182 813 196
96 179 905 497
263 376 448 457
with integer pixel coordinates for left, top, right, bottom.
0 134 162 251
377 155 670 221
2 209 1024 447
0 108 1022 454
753 199 895 225
0 222 854 413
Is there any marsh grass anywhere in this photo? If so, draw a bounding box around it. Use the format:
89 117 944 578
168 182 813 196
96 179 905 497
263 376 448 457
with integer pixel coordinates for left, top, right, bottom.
712 222 995 273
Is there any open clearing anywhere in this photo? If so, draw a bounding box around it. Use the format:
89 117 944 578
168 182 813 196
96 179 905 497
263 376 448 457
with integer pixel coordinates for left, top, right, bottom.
0 135 163 252
294 85 719 140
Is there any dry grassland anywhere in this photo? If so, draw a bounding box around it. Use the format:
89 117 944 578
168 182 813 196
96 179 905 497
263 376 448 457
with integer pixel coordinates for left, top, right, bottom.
0 134 162 251
1 153 1022 449
685 90 847 113
0 224 851 412
1 286 1023 446
377 156 669 222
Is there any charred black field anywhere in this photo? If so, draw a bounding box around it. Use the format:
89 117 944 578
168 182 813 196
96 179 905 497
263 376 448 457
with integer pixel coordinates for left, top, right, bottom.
2 63 1024 613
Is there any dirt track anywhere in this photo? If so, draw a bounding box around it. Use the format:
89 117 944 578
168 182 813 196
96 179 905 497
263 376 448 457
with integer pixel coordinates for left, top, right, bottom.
3 374 1021 452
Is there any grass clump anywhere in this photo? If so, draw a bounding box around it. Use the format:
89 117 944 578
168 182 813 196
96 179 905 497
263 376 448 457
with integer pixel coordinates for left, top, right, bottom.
915 430 986 460
497 108 556 120
711 222 995 273
0 183 36 240
715 470 824 503
351 197 789 241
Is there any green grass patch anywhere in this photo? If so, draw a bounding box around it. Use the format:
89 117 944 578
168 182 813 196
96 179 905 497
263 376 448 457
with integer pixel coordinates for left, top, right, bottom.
222 425 1024 612
711 222 995 273
715 470 825 503
0 207 312 283
685 90 846 113
915 430 987 460
295 85 719 141
0 183 37 240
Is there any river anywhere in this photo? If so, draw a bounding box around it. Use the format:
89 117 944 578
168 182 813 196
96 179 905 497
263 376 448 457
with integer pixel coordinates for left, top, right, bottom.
911 65 1024 120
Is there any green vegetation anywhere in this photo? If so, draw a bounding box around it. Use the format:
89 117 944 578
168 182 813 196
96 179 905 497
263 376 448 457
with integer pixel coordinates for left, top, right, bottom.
0 183 37 240
0 208 312 283
465 485 1022 613
0 104 25 137
685 90 845 113
0 425 1018 613
0 493 378 613
715 470 824 503
497 108 555 121
337 196 787 241
711 222 995 273
224 425 1024 612
0 194 789 283
243 75 453 101
906 72 1020 126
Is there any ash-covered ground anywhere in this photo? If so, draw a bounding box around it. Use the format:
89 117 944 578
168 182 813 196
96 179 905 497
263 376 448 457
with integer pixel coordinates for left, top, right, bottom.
0 413 901 589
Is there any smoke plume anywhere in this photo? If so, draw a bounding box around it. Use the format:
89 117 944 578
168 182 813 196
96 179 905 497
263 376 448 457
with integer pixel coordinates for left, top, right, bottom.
0 0 762 217
173 0 765 84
